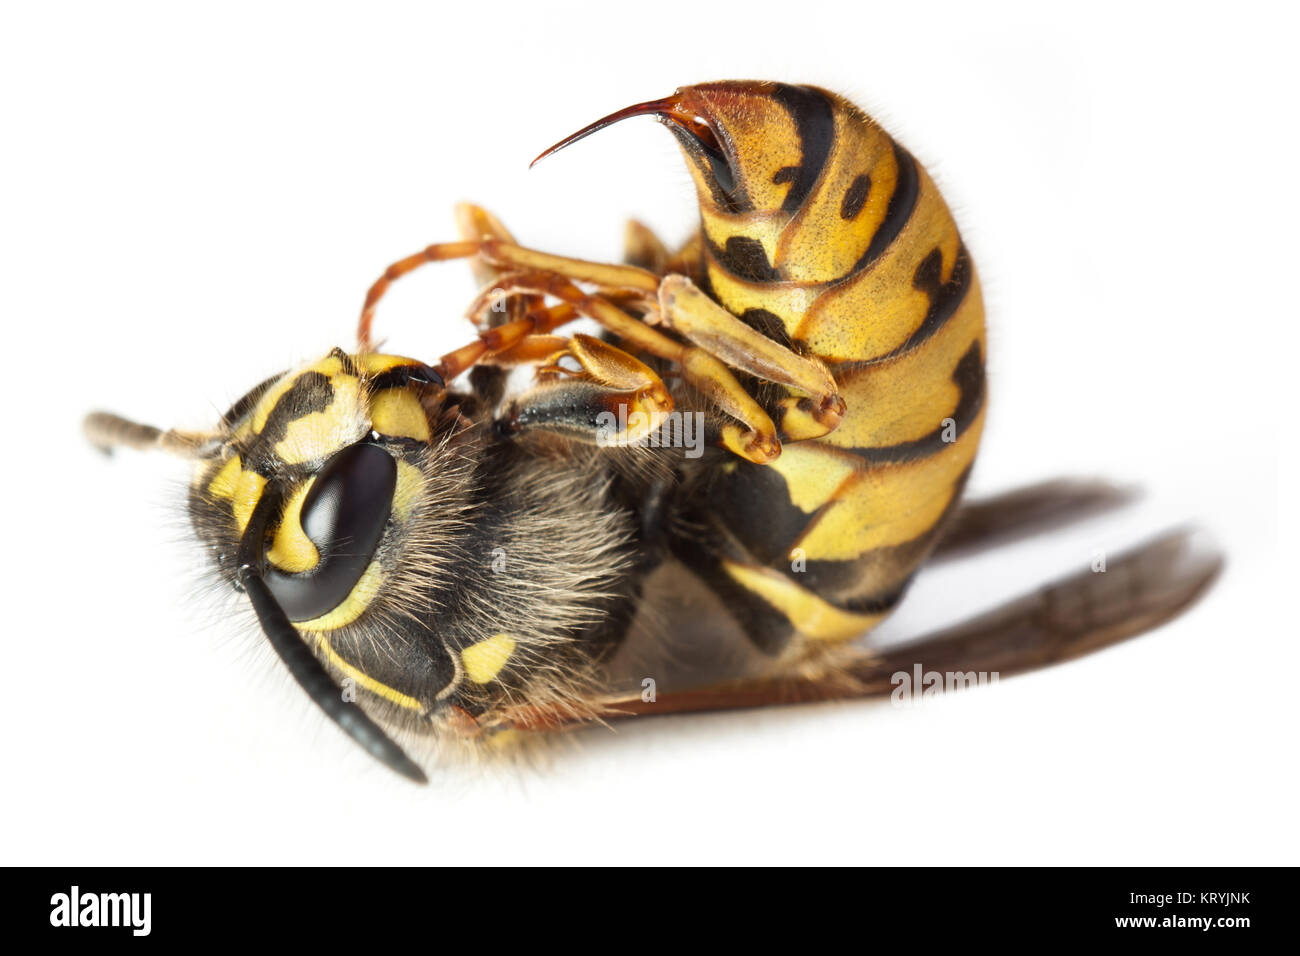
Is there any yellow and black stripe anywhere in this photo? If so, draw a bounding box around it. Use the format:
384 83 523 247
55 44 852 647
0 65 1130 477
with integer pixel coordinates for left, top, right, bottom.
668 81 985 651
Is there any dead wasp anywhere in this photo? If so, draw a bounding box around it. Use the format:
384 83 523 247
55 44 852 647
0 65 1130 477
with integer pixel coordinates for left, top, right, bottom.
84 80 1221 782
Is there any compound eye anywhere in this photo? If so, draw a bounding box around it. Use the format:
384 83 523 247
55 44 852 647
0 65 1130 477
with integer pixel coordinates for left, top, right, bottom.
266 442 397 621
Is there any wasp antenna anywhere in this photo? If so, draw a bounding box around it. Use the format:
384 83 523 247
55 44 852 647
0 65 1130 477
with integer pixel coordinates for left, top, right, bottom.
236 491 428 785
83 411 163 454
529 96 678 168
83 411 220 459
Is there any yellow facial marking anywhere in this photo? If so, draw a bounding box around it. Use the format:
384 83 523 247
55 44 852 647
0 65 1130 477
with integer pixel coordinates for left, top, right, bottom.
231 470 267 534
315 634 423 712
723 560 885 642
461 634 516 684
206 455 242 500
266 477 319 574
370 388 431 442
274 373 364 465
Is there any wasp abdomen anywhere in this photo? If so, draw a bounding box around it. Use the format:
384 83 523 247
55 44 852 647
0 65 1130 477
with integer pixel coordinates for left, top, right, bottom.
661 81 986 651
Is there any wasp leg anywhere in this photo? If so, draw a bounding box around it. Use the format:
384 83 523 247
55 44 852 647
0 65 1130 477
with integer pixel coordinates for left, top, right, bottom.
356 230 806 460
468 272 781 463
466 282 653 331
666 231 703 278
620 219 700 278
931 478 1140 562
500 527 1221 730
455 203 547 330
357 239 481 350
498 333 673 446
656 275 845 437
479 334 573 367
455 203 517 282
83 412 219 459
623 219 670 273
356 230 659 349
475 237 661 293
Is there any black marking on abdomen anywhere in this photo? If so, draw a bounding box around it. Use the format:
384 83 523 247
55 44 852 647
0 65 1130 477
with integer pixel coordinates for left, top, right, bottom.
671 533 797 656
772 85 836 215
665 478 801 655
707 234 781 282
794 461 974 599
885 244 973 360
710 458 817 567
850 142 920 272
841 174 872 220
832 243 974 373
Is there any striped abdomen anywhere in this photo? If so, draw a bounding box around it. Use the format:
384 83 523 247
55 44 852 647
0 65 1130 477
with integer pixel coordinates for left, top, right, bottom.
669 81 986 652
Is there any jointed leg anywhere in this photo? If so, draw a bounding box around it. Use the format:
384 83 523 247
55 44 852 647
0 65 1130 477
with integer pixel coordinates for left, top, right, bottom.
356 235 661 351
623 219 669 273
478 334 573 368
470 272 781 463
666 231 703 278
455 204 545 329
356 222 823 460
425 322 677 456
478 238 660 294
357 239 480 351
472 260 844 444
657 275 845 435
455 203 518 289
465 284 651 331
621 219 703 281
499 333 674 446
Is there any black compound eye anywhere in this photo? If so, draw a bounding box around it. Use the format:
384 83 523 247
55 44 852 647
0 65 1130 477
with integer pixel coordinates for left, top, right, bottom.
266 442 397 622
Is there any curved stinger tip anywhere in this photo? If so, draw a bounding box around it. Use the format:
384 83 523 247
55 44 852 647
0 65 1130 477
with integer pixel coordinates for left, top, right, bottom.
529 96 678 169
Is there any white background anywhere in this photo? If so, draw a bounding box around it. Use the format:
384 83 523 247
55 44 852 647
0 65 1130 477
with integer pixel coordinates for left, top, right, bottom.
2 1 1295 865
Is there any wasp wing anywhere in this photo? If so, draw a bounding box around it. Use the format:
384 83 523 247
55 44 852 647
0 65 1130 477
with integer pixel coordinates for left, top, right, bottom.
590 525 1221 719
